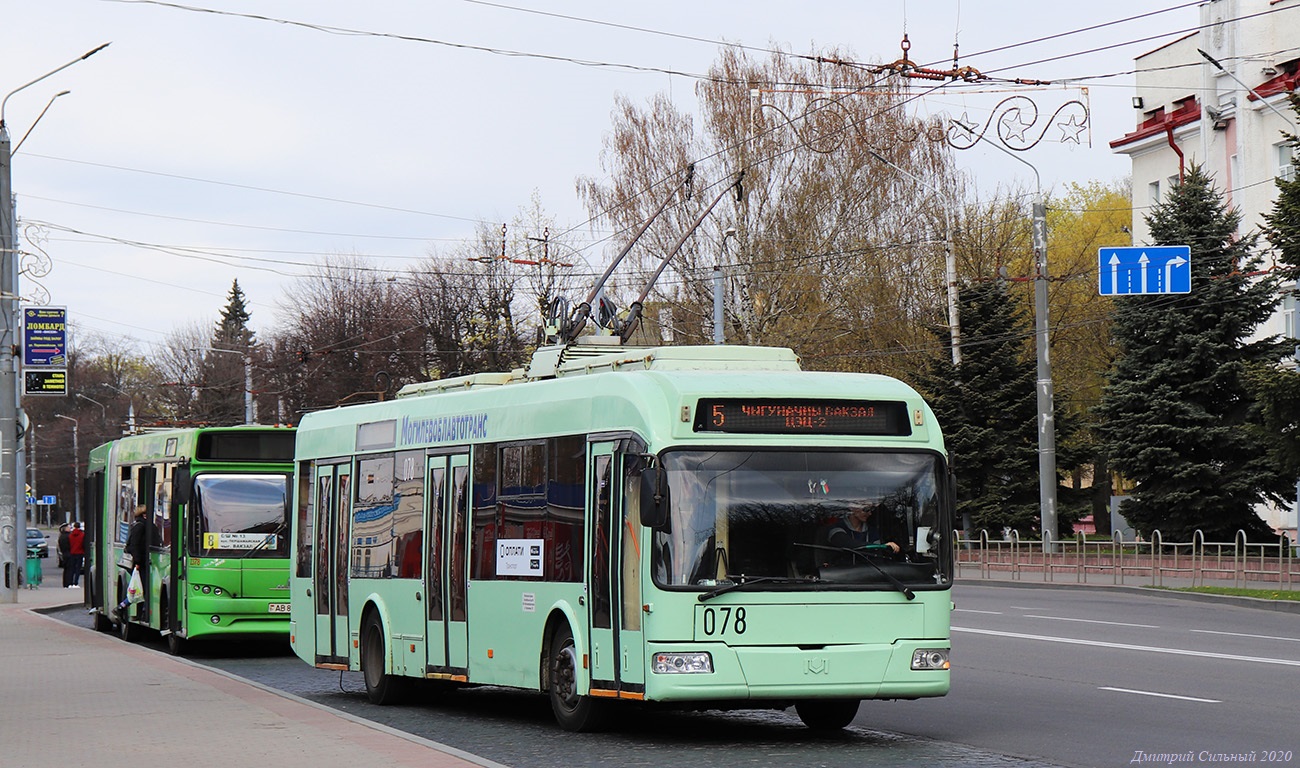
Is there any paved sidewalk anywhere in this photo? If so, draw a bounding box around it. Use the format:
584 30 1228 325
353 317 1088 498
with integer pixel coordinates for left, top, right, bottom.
0 584 503 768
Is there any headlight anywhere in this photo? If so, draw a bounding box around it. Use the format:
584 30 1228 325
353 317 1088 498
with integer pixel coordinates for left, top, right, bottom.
911 648 950 670
652 652 714 674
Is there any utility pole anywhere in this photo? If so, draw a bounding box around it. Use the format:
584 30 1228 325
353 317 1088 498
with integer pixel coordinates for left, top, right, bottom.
54 414 77 523
0 43 109 602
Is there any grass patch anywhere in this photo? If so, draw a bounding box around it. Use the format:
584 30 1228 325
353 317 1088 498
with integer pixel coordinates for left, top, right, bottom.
1163 586 1300 602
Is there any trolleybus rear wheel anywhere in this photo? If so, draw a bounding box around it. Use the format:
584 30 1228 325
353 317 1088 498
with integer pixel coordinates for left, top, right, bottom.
547 624 607 732
361 612 408 705
795 698 860 730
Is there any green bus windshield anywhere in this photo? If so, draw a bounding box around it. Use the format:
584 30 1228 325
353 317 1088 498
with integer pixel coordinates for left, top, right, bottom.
193 473 291 557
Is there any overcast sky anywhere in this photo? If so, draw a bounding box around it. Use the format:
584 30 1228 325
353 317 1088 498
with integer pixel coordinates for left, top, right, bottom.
2 1 1212 354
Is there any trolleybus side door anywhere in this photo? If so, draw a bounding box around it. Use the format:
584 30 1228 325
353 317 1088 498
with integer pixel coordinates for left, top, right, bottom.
446 453 471 673
313 461 351 665
423 453 449 672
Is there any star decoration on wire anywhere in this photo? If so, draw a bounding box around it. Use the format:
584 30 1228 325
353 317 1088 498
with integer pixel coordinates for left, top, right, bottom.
1057 114 1087 144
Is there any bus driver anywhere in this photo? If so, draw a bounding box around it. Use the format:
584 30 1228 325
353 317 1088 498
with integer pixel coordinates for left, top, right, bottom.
826 501 900 554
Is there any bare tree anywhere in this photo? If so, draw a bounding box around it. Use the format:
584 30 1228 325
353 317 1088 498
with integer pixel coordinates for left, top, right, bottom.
577 45 960 376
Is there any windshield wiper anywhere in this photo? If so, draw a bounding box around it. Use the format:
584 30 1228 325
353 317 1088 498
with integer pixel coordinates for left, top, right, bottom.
698 575 808 602
795 543 916 601
238 520 287 559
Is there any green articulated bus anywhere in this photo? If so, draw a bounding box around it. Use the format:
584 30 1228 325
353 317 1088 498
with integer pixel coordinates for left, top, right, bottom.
289 341 953 731
85 425 296 655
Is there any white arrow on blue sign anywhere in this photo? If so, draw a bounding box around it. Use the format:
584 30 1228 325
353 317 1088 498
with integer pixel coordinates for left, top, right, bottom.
1098 246 1191 295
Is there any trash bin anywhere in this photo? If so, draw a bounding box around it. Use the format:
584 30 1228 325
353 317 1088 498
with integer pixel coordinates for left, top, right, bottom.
25 546 42 589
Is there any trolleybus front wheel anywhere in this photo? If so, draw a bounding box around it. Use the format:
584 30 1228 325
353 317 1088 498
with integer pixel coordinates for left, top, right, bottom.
547 624 608 732
794 698 860 730
361 612 408 705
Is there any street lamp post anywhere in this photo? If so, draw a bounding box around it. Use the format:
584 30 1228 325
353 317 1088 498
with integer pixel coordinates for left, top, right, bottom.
715 227 736 345
954 128 1059 550
0 42 109 602
53 414 78 524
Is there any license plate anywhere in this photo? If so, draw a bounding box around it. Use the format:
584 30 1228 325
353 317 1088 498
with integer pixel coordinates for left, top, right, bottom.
268 603 290 613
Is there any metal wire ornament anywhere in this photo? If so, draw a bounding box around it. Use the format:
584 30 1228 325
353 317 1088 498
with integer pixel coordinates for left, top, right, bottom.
19 223 52 305
946 95 1091 151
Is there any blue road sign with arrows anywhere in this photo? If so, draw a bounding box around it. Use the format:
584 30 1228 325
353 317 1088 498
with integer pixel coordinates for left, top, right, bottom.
1098 246 1191 296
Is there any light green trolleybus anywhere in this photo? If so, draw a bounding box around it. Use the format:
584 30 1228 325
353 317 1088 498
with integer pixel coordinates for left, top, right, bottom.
289 341 953 730
85 425 296 654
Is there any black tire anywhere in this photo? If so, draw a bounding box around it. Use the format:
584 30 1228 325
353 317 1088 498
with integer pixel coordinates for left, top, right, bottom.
161 594 186 656
547 624 607 732
795 699 860 730
119 609 139 642
361 612 408 705
93 610 114 633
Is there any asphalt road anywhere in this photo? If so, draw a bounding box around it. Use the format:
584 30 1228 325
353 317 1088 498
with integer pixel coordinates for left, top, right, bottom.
44 576 1300 768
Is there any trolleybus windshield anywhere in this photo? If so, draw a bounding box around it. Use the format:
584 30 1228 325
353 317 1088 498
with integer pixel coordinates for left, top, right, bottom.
652 449 949 589
193 473 291 556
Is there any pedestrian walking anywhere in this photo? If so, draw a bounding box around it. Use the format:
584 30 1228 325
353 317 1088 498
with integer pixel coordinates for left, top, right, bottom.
68 522 86 588
57 524 72 587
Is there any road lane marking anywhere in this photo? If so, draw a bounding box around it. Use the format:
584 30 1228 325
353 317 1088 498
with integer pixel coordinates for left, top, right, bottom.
1190 629 1300 643
1099 687 1220 703
952 626 1300 667
954 609 1003 615
1024 614 1159 629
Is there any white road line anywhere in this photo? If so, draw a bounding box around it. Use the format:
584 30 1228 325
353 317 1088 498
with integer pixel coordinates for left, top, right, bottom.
952 626 1300 667
1024 614 1159 629
1190 629 1300 643
1099 687 1220 703
954 609 1003 615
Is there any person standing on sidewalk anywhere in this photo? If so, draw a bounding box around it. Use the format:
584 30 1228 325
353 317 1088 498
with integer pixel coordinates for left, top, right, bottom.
67 522 86 588
57 525 72 587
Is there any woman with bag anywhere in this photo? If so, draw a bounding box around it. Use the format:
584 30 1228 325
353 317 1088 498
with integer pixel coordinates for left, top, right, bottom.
114 506 149 622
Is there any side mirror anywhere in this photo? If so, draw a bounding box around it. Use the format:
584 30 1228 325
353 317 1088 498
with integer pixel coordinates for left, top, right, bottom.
172 464 192 506
639 467 670 529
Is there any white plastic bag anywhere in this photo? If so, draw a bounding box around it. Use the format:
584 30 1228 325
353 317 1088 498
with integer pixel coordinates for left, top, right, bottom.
127 568 145 604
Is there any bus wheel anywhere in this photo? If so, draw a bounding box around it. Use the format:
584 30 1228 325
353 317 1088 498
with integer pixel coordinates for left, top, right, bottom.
361 613 407 705
795 699 860 730
547 624 607 732
119 610 139 643
93 610 113 633
161 592 186 656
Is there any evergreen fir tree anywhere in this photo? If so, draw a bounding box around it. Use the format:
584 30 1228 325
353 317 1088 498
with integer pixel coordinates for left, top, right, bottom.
920 279 1040 535
1096 165 1286 541
198 280 256 425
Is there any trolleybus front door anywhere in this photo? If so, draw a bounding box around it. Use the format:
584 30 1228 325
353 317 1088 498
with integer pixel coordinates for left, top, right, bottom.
587 441 642 696
313 462 351 666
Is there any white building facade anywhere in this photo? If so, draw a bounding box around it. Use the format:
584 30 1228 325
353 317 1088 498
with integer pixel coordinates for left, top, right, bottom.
1110 0 1300 537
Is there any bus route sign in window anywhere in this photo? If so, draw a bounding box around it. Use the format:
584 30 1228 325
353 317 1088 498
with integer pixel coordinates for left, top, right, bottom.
693 399 912 437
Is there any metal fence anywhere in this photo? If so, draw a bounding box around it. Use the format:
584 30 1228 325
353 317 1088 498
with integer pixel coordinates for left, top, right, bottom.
954 529 1299 589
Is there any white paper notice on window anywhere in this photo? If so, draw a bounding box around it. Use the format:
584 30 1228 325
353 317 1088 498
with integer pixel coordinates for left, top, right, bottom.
497 538 544 577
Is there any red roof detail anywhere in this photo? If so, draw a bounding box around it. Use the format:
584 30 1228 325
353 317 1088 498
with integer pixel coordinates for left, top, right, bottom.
1110 97 1201 150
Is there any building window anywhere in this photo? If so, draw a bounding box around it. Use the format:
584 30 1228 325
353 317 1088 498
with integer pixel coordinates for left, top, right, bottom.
1148 181 1161 206
1279 143 1296 182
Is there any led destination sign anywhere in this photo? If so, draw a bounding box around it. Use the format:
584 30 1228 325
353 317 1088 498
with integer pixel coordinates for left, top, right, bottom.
694 399 911 436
